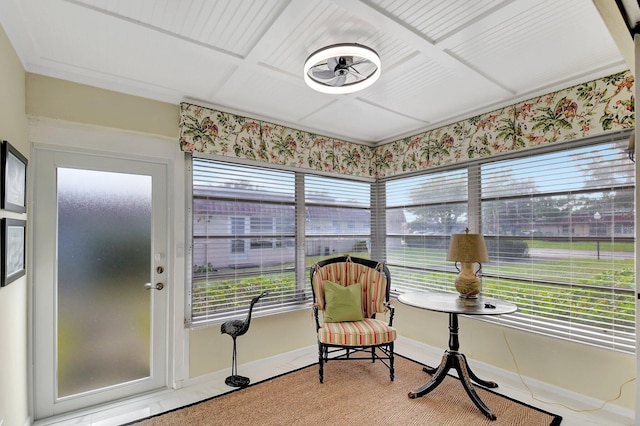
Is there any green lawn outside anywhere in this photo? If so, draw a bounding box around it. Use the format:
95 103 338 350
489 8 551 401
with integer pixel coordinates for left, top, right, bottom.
194 243 635 331
192 251 371 315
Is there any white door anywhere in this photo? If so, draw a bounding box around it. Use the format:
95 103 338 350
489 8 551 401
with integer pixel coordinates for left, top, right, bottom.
32 146 169 419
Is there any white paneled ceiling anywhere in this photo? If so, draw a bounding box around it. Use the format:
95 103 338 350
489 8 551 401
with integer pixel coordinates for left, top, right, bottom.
0 0 628 145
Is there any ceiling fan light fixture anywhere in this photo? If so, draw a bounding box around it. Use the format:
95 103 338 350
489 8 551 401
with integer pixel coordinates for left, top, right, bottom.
304 43 381 94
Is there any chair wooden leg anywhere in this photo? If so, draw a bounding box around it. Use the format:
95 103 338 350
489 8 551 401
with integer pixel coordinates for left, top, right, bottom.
318 343 324 383
389 342 395 381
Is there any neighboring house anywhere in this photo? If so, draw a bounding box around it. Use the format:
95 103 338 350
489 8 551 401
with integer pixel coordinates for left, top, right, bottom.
193 186 373 270
524 211 635 237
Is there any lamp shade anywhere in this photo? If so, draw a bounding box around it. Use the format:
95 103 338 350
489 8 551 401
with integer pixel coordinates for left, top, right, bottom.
447 233 489 263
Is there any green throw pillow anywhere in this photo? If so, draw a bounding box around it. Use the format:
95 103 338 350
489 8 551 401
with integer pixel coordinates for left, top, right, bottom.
323 280 363 323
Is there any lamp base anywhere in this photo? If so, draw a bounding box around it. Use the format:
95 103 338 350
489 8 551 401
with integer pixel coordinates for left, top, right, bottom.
456 287 480 299
457 292 480 299
454 263 481 298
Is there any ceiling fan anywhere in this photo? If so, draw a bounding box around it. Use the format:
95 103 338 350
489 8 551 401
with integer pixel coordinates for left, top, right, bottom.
310 55 370 87
303 43 381 94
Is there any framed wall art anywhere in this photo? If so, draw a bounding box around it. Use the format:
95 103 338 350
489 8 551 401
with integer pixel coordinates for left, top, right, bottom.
2 140 28 213
1 218 26 286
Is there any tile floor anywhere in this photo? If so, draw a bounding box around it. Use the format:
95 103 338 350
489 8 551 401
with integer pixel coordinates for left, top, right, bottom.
33 337 634 426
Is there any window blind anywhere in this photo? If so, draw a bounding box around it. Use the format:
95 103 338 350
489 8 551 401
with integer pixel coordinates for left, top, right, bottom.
385 169 468 293
480 139 635 352
189 136 635 352
190 158 299 324
304 175 372 269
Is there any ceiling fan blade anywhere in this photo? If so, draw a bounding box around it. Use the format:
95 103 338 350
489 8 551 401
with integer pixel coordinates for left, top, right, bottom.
348 69 365 81
327 57 338 70
311 68 336 80
350 59 368 67
333 74 347 86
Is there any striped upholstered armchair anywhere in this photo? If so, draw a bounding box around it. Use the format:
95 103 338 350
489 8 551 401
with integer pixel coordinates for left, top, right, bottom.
310 256 396 383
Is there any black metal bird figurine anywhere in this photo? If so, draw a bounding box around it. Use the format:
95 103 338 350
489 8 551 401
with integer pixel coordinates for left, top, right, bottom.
221 291 268 387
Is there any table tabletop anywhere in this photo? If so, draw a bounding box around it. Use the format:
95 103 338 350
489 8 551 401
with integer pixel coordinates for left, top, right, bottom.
397 291 517 316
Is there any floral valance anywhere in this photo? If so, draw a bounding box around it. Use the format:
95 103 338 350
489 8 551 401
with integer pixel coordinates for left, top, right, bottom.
179 104 373 177
179 70 635 179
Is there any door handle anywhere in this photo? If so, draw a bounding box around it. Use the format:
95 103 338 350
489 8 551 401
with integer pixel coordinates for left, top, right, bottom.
145 282 164 291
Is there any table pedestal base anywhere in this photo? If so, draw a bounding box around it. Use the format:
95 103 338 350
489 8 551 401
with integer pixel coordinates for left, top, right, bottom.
408 350 498 421
398 294 518 422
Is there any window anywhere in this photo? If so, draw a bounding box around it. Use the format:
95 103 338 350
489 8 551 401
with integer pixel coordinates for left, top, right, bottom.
384 134 635 353
480 138 635 352
385 169 468 292
190 134 635 353
190 159 297 324
304 175 371 265
189 159 374 325
230 238 245 254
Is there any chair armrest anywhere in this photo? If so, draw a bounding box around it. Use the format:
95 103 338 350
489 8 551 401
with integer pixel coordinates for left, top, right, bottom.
384 302 395 326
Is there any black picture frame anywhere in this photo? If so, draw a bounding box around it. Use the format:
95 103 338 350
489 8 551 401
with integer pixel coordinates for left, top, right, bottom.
1 140 28 213
1 218 26 286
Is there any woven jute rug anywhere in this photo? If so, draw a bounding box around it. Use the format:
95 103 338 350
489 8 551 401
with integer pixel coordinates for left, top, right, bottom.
129 354 562 426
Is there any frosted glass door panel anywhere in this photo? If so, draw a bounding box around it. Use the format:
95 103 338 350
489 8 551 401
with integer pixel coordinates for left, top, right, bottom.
57 168 152 397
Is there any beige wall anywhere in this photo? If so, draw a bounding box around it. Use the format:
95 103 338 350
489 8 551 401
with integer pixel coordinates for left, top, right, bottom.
21 49 637 418
26 74 179 139
190 309 316 377
0 24 29 426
